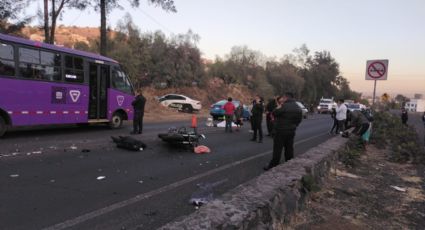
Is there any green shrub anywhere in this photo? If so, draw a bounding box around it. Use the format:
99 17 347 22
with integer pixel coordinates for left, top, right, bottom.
371 111 424 163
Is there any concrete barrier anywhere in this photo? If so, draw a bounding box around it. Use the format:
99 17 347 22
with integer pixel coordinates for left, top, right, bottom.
159 136 348 230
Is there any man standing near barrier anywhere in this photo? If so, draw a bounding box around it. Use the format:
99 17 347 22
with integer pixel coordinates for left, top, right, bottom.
335 99 347 134
264 92 302 171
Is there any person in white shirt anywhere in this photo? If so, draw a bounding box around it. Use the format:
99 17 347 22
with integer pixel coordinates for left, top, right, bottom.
335 99 347 134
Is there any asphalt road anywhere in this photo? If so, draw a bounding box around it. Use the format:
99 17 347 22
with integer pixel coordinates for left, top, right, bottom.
0 114 333 230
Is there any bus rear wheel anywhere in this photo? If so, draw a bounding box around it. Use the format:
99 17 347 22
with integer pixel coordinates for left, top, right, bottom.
110 113 123 129
0 116 7 137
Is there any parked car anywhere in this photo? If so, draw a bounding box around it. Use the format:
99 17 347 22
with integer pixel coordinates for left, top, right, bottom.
345 103 366 112
296 101 309 119
209 100 250 120
158 94 202 113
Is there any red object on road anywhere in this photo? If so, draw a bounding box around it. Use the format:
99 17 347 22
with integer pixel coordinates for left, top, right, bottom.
194 145 210 154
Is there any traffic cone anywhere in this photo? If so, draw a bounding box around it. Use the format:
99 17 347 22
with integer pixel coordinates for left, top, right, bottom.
191 115 198 128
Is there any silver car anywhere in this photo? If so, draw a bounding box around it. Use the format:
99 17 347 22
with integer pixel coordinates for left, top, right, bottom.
296 101 309 119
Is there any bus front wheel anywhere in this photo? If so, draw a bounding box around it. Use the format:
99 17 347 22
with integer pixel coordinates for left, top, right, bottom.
110 113 123 129
0 116 7 137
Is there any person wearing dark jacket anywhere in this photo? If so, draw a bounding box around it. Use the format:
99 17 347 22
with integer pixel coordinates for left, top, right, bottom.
401 108 408 126
250 95 264 143
131 89 146 134
329 108 338 134
265 97 277 136
264 93 302 170
350 110 370 136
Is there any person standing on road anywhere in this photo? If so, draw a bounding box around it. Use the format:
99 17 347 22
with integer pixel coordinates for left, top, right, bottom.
223 97 236 133
131 89 146 134
265 97 277 136
234 102 244 131
251 95 264 143
335 99 347 134
329 107 338 134
264 92 302 171
401 108 408 126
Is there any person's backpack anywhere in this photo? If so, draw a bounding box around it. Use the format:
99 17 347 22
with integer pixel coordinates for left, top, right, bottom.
111 136 147 151
361 110 374 122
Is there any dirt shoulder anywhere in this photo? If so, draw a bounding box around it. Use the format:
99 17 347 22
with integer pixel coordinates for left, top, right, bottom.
291 145 425 229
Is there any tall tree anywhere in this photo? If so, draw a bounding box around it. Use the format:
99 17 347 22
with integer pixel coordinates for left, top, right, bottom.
98 0 177 56
41 0 90 44
0 0 31 35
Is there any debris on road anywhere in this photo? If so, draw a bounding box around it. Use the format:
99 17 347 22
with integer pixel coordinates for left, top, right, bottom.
96 176 106 180
111 136 146 151
10 174 19 178
194 145 211 154
144 210 158 216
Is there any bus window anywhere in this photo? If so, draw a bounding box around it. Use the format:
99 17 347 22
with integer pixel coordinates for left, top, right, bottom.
64 55 84 83
112 67 133 94
18 47 62 81
0 43 15 77
40 51 61 81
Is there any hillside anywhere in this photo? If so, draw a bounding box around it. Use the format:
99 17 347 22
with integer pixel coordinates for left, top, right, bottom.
142 79 256 122
21 26 106 48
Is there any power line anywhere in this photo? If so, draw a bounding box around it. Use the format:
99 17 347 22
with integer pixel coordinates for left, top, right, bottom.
136 8 174 34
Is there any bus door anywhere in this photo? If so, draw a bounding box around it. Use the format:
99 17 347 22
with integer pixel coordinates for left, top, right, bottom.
88 62 110 120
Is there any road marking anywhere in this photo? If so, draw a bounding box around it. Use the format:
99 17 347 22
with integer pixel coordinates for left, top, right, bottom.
43 132 329 230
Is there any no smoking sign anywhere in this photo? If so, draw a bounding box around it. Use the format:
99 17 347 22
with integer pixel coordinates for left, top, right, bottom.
365 59 388 80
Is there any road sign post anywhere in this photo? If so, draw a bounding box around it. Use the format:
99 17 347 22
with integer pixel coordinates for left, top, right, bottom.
365 59 389 105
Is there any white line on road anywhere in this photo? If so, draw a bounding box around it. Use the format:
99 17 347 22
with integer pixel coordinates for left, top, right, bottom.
42 132 329 230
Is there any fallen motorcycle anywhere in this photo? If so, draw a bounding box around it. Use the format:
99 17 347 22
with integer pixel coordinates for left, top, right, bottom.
158 127 205 147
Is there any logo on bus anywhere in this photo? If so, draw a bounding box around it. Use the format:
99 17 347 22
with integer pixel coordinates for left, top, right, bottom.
69 90 81 103
117 95 125 106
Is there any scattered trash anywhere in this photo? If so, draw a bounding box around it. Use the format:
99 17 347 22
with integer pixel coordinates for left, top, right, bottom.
378 163 385 167
194 145 211 154
189 179 228 206
216 121 237 128
97 176 106 180
81 149 91 153
391 186 407 192
334 169 360 179
144 211 157 216
10 174 19 178
70 145 78 150
111 136 146 151
138 180 144 184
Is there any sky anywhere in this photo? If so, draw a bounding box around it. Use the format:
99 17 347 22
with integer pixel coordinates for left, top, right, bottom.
26 0 425 98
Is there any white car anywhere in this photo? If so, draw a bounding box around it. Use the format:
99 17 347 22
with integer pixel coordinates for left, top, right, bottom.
158 94 202 112
296 101 309 119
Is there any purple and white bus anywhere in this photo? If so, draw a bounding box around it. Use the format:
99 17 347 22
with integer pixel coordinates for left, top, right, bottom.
0 33 135 137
